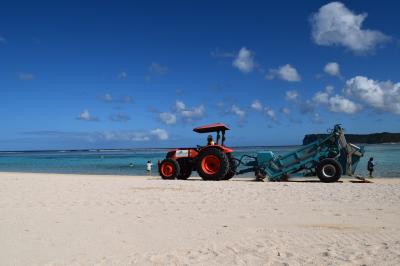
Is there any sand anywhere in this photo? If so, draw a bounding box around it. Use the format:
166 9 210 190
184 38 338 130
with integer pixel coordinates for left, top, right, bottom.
0 172 400 265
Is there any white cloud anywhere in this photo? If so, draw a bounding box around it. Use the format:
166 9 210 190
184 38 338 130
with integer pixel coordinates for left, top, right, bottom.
312 86 360 114
174 100 205 122
312 113 323 124
119 95 133 103
101 94 133 104
325 85 334 94
231 105 246 120
100 128 168 141
324 62 340 76
149 62 168 75
101 93 113 102
345 76 400 114
150 129 169 140
313 91 330 104
282 107 290 115
327 95 361 114
233 47 255 73
24 129 169 143
157 100 205 125
18 73 35 80
180 105 205 121
251 100 263 111
211 48 235 58
267 64 301 82
283 90 316 114
110 113 130 122
310 2 390 53
286 85 359 115
264 107 277 121
285 90 299 101
175 100 186 112
146 62 168 80
100 131 149 141
117 71 127 79
249 100 278 121
299 100 315 114
216 102 225 109
313 86 335 104
77 109 99 121
159 112 177 125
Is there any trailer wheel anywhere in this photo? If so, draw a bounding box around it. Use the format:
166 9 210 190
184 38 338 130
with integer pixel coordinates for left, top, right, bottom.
316 158 342 183
223 153 237 180
159 158 180 180
197 148 229 181
177 159 192 180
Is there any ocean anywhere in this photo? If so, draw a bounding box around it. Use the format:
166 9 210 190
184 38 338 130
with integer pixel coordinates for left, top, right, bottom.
0 144 399 178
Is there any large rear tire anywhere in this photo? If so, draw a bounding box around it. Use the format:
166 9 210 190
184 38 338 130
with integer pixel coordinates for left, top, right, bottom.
223 153 237 180
316 158 342 183
177 159 192 180
197 148 229 181
159 158 180 180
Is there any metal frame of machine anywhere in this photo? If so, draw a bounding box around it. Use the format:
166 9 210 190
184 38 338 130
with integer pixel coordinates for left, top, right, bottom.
235 124 364 182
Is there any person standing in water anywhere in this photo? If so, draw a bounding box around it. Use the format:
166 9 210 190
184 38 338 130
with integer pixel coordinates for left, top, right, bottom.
146 160 153 175
367 157 375 178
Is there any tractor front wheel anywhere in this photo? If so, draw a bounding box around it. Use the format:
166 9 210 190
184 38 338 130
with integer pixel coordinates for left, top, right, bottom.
316 158 342 183
159 158 180 180
197 148 229 181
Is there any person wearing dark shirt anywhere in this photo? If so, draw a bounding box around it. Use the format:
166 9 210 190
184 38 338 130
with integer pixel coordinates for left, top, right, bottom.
367 157 375 178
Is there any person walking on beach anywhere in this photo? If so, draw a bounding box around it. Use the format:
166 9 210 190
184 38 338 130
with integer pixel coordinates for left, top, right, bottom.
146 160 153 175
367 157 375 178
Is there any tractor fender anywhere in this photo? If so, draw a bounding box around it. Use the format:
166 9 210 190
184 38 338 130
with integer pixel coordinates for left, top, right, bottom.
198 145 234 154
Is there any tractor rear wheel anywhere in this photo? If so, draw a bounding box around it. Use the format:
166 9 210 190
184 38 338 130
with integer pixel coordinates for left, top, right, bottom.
177 159 192 180
223 153 237 180
197 148 229 181
159 158 180 180
316 158 342 183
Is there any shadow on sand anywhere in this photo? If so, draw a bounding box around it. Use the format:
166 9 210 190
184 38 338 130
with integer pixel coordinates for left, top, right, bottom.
149 176 373 183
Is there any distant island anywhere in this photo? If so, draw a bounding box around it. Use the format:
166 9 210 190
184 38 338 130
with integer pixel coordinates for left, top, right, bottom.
303 132 400 145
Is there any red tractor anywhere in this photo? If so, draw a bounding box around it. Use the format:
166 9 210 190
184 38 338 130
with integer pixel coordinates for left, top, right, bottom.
158 123 237 180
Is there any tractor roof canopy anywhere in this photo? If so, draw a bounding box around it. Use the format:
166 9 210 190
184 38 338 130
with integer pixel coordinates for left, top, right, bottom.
193 123 230 133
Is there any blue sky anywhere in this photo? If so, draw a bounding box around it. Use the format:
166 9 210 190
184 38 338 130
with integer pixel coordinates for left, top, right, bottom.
1 0 400 150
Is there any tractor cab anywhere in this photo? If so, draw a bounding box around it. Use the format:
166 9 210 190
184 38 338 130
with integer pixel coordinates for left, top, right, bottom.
159 123 236 181
193 123 230 147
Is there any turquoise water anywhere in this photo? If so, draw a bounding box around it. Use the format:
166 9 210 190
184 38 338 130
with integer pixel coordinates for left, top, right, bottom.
0 144 399 177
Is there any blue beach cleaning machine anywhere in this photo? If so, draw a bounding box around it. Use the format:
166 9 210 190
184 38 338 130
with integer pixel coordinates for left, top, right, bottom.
235 124 364 182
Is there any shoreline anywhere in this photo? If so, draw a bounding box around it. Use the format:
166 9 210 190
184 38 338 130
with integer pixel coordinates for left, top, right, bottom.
1 172 399 265
0 171 398 182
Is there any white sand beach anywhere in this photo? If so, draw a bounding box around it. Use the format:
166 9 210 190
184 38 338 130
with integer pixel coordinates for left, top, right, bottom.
1 172 400 265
